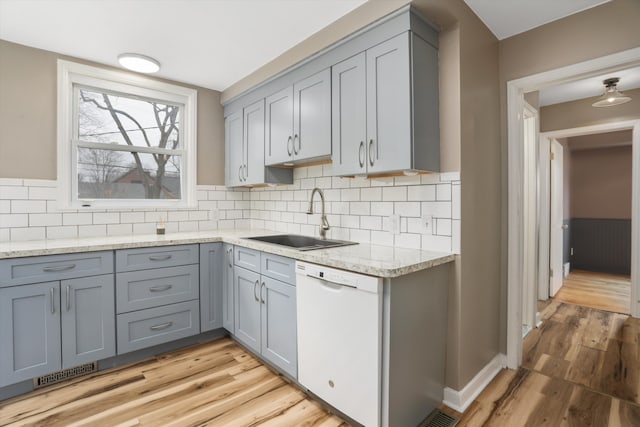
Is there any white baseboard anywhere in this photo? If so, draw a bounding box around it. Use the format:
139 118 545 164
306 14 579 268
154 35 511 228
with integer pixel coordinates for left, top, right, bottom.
442 353 507 413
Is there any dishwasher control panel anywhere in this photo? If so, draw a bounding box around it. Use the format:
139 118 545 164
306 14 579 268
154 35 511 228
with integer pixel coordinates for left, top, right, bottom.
296 262 381 293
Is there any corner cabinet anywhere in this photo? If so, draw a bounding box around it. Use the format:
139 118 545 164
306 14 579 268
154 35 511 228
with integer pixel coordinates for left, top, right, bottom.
265 68 332 166
225 99 293 187
332 32 439 176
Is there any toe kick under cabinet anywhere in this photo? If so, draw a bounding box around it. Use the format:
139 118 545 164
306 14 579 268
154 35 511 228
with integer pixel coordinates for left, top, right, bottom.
115 245 201 354
0 251 115 387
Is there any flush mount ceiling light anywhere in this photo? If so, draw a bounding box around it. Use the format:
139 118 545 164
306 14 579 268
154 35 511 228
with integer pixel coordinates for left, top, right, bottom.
592 77 632 107
117 53 160 73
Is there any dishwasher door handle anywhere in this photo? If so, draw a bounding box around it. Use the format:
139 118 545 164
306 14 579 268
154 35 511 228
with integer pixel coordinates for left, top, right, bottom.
307 274 355 290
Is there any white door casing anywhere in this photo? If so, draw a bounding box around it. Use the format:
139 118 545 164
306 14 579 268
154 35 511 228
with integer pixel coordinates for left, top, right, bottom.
549 139 564 297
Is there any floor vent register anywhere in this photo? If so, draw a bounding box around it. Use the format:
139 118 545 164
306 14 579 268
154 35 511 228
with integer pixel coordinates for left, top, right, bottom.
420 409 460 427
34 362 98 388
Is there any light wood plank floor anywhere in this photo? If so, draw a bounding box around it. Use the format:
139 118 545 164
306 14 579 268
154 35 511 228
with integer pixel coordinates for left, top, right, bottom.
0 338 348 427
442 300 640 426
554 270 631 314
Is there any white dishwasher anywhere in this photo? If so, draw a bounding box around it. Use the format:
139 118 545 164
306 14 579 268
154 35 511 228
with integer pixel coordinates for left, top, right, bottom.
296 261 382 427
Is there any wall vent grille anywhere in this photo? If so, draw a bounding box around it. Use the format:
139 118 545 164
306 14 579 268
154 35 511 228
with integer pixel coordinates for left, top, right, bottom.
33 362 98 388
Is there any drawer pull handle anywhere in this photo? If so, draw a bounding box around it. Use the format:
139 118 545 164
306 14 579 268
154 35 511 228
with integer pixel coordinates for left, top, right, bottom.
43 264 76 272
149 254 172 261
150 322 173 331
149 284 173 292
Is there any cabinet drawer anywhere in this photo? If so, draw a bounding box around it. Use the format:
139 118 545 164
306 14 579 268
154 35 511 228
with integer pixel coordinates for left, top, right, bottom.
234 246 261 272
261 253 295 284
0 251 113 287
116 265 199 313
116 300 200 354
116 245 198 272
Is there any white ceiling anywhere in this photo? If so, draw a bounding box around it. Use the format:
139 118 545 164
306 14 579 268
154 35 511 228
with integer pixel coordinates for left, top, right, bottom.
463 0 611 40
538 66 640 107
0 0 366 91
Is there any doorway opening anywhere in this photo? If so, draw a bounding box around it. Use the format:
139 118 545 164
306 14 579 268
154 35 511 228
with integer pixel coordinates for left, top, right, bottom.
506 47 640 369
540 128 633 315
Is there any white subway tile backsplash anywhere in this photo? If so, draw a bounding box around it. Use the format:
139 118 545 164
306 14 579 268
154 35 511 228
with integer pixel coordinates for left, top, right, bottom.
0 214 28 228
12 200 47 213
408 185 436 202
11 227 45 241
452 183 461 220
3 172 460 254
46 226 77 240
29 213 62 227
382 187 407 202
0 186 29 200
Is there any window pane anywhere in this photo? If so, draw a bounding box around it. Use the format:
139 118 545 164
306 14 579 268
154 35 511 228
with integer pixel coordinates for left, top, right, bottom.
77 87 181 150
77 148 181 200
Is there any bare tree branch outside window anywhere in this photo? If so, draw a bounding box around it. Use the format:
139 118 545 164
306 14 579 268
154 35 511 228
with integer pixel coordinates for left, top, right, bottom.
76 88 181 200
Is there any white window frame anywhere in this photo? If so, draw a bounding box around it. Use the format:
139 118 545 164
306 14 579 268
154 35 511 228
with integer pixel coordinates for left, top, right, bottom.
57 59 197 209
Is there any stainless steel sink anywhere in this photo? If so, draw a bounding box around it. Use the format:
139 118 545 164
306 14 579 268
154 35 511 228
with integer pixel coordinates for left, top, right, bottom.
244 234 358 251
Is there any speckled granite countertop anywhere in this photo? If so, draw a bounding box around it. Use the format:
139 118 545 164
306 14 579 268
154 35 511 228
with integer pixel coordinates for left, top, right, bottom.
0 229 454 278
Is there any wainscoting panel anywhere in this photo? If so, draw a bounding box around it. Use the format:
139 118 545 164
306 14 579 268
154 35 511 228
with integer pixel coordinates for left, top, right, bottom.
570 218 631 275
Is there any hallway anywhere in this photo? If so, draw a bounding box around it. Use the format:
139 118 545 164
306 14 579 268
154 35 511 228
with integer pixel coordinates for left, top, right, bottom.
443 300 640 425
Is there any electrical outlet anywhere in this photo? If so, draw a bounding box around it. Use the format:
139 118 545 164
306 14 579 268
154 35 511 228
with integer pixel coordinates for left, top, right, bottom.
390 214 401 235
421 214 433 234
210 209 220 221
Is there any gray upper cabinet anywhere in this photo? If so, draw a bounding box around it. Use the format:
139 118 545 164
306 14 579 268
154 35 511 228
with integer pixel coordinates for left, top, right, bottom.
61 274 115 369
265 69 331 166
331 52 367 176
227 98 293 187
225 110 244 187
265 86 294 165
332 32 439 176
366 33 412 174
200 243 223 332
0 282 61 387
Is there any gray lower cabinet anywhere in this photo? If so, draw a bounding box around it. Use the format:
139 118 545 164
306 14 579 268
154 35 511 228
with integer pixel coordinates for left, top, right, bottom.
116 300 200 354
222 244 235 332
61 274 115 369
0 274 116 387
233 248 297 377
115 245 201 354
234 265 262 353
0 281 61 387
200 243 223 332
260 276 297 376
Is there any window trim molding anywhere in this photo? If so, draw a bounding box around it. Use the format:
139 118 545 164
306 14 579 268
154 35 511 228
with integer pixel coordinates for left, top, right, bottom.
57 59 198 210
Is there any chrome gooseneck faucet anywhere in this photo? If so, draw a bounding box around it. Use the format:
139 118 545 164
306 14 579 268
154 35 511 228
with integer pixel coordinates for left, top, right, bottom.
307 188 330 240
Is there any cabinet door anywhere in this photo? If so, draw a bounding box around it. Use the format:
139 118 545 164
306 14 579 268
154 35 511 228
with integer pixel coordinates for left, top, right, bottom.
225 110 244 186
200 243 223 332
61 275 115 369
366 33 411 174
293 68 331 162
243 99 266 186
265 86 294 165
260 276 297 377
234 266 261 353
0 282 61 387
222 244 235 332
331 53 367 176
